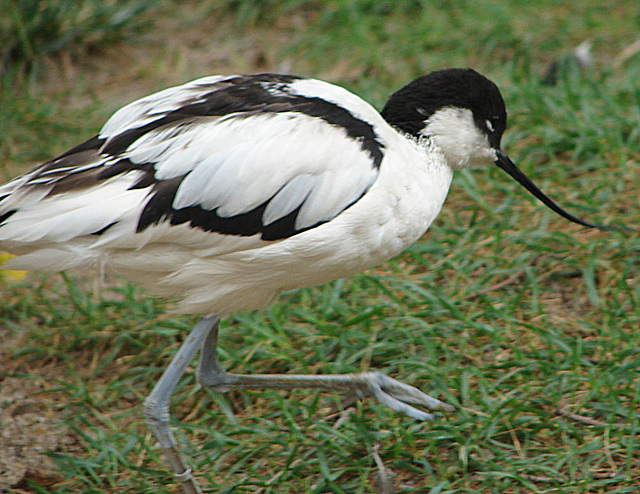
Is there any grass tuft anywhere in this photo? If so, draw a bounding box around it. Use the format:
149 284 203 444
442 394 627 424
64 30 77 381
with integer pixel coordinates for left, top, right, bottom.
0 0 158 75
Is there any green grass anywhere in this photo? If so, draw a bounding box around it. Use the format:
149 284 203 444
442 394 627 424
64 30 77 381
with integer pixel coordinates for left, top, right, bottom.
0 0 158 75
1 1 639 493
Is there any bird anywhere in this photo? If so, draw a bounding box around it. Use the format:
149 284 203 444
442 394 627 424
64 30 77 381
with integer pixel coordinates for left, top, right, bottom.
0 69 612 493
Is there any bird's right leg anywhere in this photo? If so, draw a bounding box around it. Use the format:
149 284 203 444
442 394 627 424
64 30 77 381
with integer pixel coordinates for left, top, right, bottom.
197 319 454 421
143 316 219 494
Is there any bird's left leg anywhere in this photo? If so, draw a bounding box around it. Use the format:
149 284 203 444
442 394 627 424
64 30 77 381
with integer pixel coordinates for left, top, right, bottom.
143 316 219 494
197 319 455 421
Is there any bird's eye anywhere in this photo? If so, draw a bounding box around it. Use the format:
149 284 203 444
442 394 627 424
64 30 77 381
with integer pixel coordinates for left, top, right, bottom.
417 108 430 118
485 119 494 132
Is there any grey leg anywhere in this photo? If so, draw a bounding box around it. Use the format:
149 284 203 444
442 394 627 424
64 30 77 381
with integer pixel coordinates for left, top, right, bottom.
197 320 455 421
143 316 219 494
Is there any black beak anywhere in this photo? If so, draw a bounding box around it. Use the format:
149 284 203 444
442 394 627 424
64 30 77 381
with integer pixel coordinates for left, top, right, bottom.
494 150 619 232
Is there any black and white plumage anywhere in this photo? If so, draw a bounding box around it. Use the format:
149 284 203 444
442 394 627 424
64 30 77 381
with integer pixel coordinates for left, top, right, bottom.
0 69 606 493
0 73 450 315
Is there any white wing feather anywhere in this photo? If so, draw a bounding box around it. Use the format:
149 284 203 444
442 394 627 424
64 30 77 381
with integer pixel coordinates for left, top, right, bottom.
99 75 231 138
127 112 379 229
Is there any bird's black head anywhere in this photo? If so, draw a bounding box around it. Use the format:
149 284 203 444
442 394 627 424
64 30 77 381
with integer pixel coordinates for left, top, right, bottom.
381 68 507 149
382 69 508 170
382 68 619 232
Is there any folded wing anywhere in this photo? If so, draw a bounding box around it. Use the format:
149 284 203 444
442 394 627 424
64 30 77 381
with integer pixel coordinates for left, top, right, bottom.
0 74 385 257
